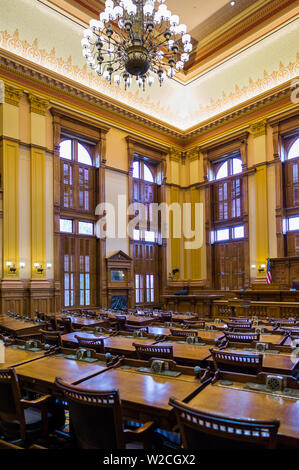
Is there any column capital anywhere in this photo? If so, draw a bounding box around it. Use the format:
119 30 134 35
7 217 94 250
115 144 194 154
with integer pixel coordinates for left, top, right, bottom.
250 119 267 138
3 83 23 107
28 94 50 116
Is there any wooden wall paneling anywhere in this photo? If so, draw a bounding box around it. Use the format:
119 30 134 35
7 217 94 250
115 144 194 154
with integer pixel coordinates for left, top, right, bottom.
97 131 108 308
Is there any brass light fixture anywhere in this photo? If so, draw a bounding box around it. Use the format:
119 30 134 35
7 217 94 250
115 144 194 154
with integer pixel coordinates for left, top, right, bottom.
81 0 192 90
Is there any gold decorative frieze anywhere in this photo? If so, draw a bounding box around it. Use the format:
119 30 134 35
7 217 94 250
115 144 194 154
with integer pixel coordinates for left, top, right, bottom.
250 120 267 138
4 83 23 106
28 94 50 116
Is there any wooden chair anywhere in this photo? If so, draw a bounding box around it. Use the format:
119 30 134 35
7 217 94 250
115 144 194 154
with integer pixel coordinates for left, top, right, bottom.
44 315 59 331
57 317 77 334
0 368 64 443
169 397 279 449
170 329 198 338
40 329 62 347
228 322 254 333
36 311 45 322
133 343 173 360
160 313 172 323
210 349 263 375
224 332 260 344
55 378 154 449
74 335 105 353
114 315 127 331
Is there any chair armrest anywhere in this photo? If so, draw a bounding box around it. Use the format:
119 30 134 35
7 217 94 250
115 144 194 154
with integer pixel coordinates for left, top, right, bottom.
124 421 155 440
20 394 51 436
20 394 51 408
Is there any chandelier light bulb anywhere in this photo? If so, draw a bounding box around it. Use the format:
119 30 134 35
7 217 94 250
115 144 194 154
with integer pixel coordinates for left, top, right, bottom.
184 43 192 53
100 11 109 23
81 38 89 48
181 52 189 62
83 28 92 39
177 24 187 35
113 6 123 18
144 4 154 16
89 19 98 31
147 76 154 86
82 0 191 90
182 34 191 44
170 14 179 26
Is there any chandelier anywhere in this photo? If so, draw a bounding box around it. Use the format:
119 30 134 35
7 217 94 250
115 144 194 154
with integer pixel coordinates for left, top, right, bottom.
81 0 192 90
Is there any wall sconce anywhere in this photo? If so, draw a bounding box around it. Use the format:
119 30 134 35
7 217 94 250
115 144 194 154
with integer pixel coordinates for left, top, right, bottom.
20 262 25 269
258 264 266 273
251 264 256 269
46 263 52 269
34 263 44 274
6 262 16 273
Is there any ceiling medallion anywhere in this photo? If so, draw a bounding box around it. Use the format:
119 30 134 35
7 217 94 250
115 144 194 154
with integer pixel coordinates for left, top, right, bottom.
81 0 192 90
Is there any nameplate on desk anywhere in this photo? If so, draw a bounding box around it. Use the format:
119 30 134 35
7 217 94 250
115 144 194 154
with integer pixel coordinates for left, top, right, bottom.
11 344 43 353
136 367 182 377
177 341 206 346
58 354 99 363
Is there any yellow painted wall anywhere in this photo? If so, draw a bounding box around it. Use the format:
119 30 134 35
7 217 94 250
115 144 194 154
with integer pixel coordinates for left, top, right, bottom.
0 140 19 278
106 128 128 172
30 147 46 279
19 146 31 279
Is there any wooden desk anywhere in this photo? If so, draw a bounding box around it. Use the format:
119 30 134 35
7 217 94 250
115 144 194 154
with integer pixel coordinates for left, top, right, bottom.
0 345 47 369
15 352 108 395
78 365 203 428
108 314 153 326
0 317 44 336
153 313 198 322
259 334 286 345
188 381 299 446
154 341 212 365
65 316 106 328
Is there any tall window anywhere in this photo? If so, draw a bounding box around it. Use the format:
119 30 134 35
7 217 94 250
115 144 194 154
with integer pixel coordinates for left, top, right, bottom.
283 136 299 256
210 154 245 290
59 137 96 307
133 158 158 305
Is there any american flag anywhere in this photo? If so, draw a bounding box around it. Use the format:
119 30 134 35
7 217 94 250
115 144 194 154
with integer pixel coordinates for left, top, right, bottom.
266 258 272 284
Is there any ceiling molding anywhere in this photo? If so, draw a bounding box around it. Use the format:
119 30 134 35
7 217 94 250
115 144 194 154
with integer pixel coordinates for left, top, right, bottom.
0 48 296 146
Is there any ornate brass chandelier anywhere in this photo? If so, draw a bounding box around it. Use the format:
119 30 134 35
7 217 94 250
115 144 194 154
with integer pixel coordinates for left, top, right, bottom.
81 0 192 90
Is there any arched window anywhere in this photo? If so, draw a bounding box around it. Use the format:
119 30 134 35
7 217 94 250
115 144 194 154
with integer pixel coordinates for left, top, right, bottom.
78 143 92 166
232 158 242 175
216 161 228 180
144 164 154 183
133 159 154 183
287 138 299 160
59 139 72 160
215 157 242 180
